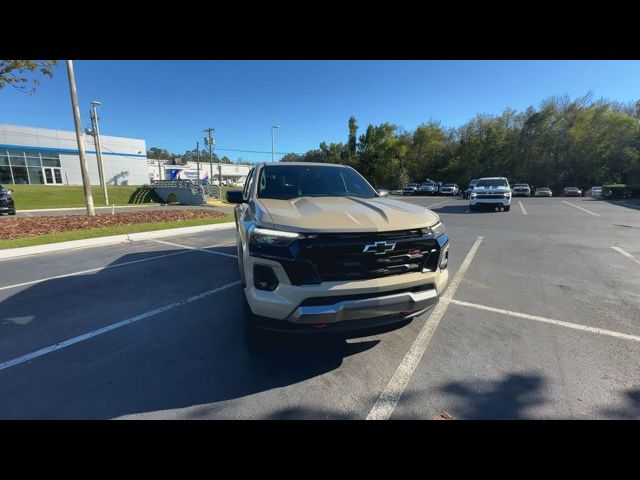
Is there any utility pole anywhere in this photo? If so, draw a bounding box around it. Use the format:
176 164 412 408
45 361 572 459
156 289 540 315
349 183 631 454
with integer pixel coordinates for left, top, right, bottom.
203 128 220 199
271 125 279 162
157 158 162 180
196 141 200 183
66 60 95 216
89 101 109 205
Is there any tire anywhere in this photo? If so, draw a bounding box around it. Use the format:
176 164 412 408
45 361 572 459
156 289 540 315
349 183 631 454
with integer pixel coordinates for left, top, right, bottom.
469 205 476 212
504 205 510 212
9 210 16 216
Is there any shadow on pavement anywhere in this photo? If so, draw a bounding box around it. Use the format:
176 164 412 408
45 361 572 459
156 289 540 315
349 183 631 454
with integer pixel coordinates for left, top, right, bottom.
431 205 470 215
598 389 640 419
0 245 393 419
437 372 547 419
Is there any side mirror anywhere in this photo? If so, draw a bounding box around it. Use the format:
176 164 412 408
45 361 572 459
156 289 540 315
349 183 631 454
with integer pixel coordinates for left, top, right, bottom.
226 190 245 204
377 189 389 197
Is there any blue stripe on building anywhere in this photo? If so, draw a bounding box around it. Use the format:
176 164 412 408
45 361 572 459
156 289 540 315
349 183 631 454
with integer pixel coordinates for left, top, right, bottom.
0 144 147 158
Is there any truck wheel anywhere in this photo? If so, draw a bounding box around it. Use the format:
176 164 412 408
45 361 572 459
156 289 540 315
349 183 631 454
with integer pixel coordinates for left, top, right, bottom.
504 205 510 212
9 210 16 216
469 205 476 212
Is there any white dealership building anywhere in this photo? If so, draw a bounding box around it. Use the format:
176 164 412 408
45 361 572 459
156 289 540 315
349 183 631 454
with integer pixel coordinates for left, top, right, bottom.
1 123 252 186
0 123 149 186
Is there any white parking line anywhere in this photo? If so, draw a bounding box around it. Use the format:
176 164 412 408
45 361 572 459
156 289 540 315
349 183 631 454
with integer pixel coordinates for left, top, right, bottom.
367 235 484 420
0 280 242 372
518 201 527 215
450 299 640 344
152 239 237 259
0 241 235 293
562 201 601 217
612 246 640 266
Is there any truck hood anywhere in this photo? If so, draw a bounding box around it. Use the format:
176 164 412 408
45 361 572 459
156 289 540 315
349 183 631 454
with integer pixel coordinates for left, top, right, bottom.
256 196 440 233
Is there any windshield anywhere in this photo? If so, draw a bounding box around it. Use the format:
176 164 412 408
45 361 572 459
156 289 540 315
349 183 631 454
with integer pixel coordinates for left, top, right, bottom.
514 184 529 187
257 164 377 200
443 184 455 187
476 178 508 188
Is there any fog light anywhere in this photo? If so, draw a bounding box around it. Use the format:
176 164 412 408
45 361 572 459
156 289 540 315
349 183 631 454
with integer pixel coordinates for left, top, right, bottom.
254 265 278 291
439 246 449 270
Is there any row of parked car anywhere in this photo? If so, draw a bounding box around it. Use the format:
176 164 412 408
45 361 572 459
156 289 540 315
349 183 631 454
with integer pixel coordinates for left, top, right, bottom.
404 179 605 199
402 181 460 196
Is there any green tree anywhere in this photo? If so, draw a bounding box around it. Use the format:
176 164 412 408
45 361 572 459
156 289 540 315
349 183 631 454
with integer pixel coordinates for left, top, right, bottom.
0 60 57 93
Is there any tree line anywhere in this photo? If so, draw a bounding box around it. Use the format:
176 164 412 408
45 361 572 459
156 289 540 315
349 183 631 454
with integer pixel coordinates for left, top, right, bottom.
146 147 237 165
281 95 640 192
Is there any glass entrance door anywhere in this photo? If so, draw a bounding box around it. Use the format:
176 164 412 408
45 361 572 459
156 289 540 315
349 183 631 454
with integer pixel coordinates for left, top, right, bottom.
43 167 63 185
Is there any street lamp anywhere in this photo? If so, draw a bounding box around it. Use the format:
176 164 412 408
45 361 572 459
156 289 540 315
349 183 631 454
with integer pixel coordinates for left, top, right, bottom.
271 125 280 162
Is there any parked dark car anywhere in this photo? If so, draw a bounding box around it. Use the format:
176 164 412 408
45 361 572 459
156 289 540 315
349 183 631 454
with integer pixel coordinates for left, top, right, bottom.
0 184 16 215
463 179 478 199
562 187 582 197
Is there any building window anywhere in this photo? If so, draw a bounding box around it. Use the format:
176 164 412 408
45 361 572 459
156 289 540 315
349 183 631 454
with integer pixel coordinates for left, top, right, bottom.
9 154 26 166
0 166 12 184
11 166 29 184
28 167 45 184
42 158 61 167
0 149 61 184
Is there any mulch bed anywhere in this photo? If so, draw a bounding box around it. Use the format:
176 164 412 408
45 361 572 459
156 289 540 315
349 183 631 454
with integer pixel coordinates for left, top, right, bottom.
0 209 227 240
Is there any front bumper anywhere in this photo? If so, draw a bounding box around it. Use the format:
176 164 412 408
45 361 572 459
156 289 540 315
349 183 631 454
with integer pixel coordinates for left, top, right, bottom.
286 287 438 324
470 197 511 207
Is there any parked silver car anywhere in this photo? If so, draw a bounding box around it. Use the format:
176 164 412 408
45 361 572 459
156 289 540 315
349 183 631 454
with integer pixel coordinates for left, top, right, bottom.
534 187 552 197
402 183 420 195
440 183 459 195
418 182 439 195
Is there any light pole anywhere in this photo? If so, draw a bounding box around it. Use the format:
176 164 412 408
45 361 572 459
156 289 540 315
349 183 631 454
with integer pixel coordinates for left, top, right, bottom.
271 125 279 162
66 60 95 216
89 100 109 205
203 128 220 198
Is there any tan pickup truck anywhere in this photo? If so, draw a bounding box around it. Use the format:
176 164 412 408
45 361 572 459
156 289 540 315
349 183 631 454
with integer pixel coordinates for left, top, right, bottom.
226 162 450 342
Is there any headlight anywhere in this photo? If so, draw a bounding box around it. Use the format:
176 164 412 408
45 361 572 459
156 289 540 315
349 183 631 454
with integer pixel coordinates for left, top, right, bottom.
470 192 477 198
248 226 300 247
422 221 446 237
504 192 511 198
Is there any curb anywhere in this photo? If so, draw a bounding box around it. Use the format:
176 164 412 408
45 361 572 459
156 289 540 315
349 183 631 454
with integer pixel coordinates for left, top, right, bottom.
0 222 235 261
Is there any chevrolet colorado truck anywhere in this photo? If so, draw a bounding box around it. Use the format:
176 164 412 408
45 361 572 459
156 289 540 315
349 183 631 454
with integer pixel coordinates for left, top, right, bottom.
226 162 450 342
469 177 512 212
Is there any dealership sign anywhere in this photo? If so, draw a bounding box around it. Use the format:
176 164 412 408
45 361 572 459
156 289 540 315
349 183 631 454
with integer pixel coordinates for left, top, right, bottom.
165 167 210 180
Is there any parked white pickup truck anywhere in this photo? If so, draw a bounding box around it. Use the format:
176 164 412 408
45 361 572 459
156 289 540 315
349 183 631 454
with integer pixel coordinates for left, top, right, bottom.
469 177 512 212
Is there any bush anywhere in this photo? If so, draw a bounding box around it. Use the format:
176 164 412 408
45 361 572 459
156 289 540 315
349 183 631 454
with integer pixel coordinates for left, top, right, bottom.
603 184 640 198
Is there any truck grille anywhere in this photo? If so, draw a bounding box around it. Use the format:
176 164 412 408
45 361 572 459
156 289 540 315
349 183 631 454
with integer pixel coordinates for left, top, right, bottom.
476 194 505 199
280 229 441 285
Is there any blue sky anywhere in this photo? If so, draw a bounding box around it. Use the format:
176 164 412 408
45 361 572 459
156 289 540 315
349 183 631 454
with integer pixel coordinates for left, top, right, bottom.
1 60 639 163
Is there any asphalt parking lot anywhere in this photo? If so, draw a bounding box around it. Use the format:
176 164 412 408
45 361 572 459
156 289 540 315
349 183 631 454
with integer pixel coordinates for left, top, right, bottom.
1 195 639 419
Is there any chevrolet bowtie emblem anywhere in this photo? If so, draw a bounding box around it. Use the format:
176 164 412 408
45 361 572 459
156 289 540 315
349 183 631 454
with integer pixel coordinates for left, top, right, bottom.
363 241 396 255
